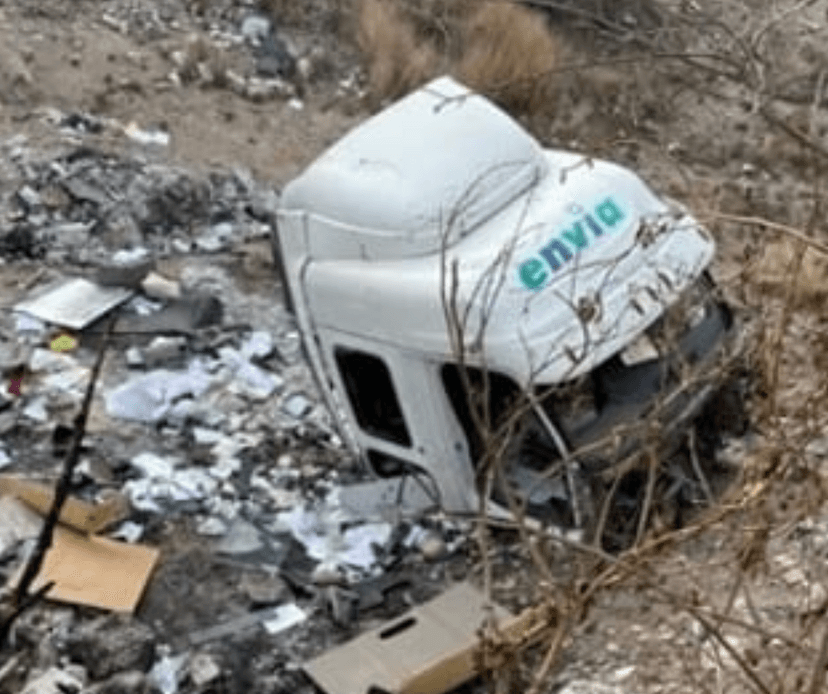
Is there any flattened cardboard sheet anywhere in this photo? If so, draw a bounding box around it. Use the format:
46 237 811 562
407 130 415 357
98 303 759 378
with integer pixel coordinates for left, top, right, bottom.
25 524 160 614
0 476 127 533
304 582 512 694
1 487 159 614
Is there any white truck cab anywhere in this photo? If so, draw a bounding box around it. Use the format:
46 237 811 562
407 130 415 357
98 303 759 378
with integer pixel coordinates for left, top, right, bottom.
275 76 737 528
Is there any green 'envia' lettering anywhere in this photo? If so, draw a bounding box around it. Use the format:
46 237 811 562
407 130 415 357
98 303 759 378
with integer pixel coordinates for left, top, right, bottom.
517 197 627 291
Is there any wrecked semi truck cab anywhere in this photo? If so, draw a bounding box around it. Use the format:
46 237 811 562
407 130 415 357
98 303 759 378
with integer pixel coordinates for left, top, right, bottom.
275 76 736 527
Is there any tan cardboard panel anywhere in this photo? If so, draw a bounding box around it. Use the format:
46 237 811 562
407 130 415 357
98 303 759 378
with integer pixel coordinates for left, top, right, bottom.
304 582 512 694
24 524 160 614
0 476 127 534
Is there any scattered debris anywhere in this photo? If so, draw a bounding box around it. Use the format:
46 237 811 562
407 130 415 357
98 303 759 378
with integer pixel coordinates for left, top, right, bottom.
276 503 393 573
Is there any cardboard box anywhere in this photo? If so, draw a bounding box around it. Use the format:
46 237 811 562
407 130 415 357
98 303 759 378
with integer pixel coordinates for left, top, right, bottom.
305 582 512 694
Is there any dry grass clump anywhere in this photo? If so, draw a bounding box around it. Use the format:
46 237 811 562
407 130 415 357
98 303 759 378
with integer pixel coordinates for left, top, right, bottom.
354 0 560 114
456 3 559 113
356 0 440 101
748 238 828 307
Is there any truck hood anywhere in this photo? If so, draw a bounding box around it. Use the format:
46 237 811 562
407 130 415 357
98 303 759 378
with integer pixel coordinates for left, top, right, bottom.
303 148 715 386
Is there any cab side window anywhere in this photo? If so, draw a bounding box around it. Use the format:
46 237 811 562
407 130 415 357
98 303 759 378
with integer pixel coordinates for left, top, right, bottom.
334 348 412 447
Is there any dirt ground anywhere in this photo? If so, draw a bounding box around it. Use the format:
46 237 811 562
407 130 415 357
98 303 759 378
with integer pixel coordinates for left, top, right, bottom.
0 0 362 184
3 0 828 693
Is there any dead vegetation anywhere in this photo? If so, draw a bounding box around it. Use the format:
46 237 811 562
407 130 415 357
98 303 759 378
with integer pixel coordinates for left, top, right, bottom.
427 2 828 692
354 0 560 111
456 2 560 113
354 0 441 102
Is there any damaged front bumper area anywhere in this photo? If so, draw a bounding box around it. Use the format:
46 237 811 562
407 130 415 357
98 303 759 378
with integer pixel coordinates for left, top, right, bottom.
498 272 745 530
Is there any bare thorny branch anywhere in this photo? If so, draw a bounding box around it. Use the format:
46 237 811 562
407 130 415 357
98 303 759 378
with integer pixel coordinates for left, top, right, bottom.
416 2 828 691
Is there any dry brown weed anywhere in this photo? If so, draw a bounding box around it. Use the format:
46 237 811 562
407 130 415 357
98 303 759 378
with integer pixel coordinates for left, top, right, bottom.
456 3 559 113
354 0 561 113
748 238 828 307
356 0 440 101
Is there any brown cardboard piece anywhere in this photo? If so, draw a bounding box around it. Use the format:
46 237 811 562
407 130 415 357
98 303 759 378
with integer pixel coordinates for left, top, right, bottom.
0 480 159 614
304 582 516 694
24 524 160 614
0 476 128 534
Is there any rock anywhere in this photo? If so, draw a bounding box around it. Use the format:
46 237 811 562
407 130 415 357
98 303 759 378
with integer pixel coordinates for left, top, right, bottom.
17 185 42 209
192 426 225 445
142 336 187 367
63 617 155 680
197 516 228 536
188 294 224 328
111 520 145 543
126 346 145 367
805 436 828 458
214 518 263 554
131 452 176 478
22 396 48 422
418 532 447 562
20 666 86 694
240 571 287 605
188 653 221 687
62 176 110 206
124 123 170 148
141 272 181 301
43 221 94 248
249 189 280 221
84 671 151 694
0 45 33 102
325 585 359 628
241 330 274 359
195 222 235 252
282 392 312 419
240 14 272 43
0 340 23 372
312 564 345 586
95 248 154 288
148 653 188 694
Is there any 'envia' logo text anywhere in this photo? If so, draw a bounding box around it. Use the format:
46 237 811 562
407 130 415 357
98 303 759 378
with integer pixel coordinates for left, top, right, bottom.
518 197 626 291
